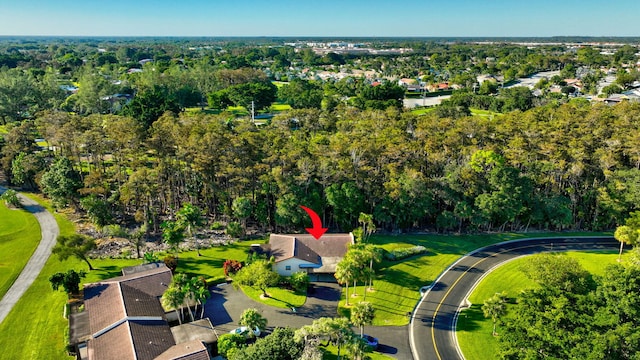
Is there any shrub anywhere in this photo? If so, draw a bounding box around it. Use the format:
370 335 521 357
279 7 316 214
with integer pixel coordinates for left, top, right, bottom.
384 245 428 261
102 224 128 238
164 254 178 272
49 269 86 295
226 221 243 238
1 189 21 208
210 221 225 230
217 333 246 358
223 259 243 277
289 271 310 292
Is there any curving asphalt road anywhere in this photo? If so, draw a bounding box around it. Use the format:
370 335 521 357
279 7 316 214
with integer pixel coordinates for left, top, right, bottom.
0 188 60 324
409 236 620 360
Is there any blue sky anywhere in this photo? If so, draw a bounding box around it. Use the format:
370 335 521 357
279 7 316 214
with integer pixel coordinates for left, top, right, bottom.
1 0 638 37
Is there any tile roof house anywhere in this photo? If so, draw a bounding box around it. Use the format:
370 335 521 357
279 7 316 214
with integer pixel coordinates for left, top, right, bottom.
69 264 215 360
266 233 354 277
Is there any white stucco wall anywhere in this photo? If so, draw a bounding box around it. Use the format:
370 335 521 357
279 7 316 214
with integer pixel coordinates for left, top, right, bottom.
274 258 316 276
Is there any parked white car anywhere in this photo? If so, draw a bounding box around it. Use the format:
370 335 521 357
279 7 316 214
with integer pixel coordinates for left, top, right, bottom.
229 326 261 338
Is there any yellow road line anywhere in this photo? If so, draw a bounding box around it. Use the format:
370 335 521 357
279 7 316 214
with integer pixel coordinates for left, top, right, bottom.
431 255 488 360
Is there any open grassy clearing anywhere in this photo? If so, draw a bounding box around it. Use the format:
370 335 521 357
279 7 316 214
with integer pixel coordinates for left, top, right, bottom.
338 231 609 326
470 108 501 118
410 107 435 115
0 203 41 299
457 250 622 360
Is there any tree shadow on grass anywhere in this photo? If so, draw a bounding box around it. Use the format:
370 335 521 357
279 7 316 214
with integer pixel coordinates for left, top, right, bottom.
177 257 226 277
93 265 122 280
382 267 427 290
456 304 484 332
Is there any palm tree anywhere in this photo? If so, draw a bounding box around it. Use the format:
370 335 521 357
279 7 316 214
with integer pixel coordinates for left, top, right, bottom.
239 308 267 338
161 286 185 325
335 258 355 305
614 225 639 262
350 301 375 337
482 292 507 336
172 273 196 322
193 277 210 319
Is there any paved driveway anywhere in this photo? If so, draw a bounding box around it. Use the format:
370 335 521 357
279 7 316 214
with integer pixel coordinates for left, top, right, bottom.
205 282 411 359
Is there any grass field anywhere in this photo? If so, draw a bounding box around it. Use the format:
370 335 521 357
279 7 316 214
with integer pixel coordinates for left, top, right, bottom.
410 107 435 115
240 285 306 309
0 203 41 299
470 108 501 118
457 250 622 360
0 193 78 359
0 203 269 360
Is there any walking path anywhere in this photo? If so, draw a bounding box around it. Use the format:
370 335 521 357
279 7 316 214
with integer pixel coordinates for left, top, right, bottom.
0 188 59 324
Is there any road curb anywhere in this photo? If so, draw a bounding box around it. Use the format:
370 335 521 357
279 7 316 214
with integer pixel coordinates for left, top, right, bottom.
409 235 614 360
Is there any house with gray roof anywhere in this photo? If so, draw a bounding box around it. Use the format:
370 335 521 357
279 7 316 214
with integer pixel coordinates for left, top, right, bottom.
69 264 216 360
266 233 354 278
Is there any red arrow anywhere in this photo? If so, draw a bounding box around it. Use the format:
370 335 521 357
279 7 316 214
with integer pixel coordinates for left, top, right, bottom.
300 205 328 240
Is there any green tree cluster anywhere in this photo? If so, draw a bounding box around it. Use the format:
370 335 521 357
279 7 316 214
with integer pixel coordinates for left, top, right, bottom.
499 255 640 359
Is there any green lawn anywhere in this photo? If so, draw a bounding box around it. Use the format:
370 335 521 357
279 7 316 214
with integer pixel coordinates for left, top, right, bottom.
457 251 622 360
240 285 306 309
470 108 502 118
338 231 609 326
410 107 435 115
0 193 78 359
270 102 292 112
0 202 41 299
0 194 267 359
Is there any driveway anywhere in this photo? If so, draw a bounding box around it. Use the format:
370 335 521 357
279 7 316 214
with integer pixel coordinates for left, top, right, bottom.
205 281 412 359
0 188 60 324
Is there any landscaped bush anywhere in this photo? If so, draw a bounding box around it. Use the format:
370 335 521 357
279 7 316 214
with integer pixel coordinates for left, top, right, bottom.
1 189 21 208
288 271 309 292
384 245 428 261
223 259 243 277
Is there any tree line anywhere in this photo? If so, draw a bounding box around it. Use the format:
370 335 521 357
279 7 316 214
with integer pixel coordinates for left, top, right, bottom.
3 99 640 234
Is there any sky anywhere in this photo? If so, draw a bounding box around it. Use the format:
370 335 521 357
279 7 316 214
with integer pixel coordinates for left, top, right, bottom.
1 0 639 37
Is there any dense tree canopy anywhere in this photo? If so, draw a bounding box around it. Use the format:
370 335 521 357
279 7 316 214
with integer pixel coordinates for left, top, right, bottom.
500 255 640 359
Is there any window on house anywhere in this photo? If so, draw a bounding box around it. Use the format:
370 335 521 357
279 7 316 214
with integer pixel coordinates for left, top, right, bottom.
285 265 291 270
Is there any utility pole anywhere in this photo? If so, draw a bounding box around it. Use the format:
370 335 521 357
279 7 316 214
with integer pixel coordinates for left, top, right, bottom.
251 100 255 123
